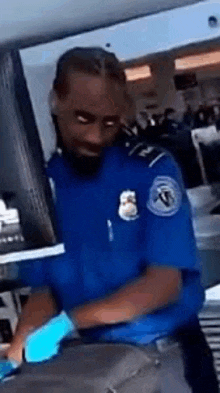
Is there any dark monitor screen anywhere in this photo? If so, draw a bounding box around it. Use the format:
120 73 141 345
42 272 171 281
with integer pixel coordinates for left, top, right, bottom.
174 73 198 90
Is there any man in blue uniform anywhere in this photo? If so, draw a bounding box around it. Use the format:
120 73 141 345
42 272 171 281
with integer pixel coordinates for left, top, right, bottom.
0 47 212 392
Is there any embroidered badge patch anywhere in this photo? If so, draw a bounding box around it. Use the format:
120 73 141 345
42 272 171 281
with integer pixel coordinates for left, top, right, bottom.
147 176 182 217
118 190 139 221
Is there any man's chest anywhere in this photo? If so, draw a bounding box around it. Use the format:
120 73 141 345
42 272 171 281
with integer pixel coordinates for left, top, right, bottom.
49 179 148 301
53 175 149 253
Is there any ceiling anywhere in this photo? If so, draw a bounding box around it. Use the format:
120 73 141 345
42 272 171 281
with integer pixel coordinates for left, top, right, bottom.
123 36 220 71
0 0 205 50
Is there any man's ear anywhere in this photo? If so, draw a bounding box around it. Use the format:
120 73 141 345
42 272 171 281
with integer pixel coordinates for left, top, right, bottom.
49 90 59 115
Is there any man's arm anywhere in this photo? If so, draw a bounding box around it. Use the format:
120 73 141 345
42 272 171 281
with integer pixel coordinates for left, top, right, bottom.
72 266 182 329
5 288 57 363
5 266 181 362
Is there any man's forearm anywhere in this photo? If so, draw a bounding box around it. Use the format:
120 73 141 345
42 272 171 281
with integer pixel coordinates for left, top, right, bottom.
15 290 57 337
73 267 182 329
6 289 57 361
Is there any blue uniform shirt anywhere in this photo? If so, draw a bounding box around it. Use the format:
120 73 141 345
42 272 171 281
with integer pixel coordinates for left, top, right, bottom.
19 146 204 345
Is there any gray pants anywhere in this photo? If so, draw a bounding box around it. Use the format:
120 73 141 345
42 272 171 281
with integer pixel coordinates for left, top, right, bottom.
0 338 192 392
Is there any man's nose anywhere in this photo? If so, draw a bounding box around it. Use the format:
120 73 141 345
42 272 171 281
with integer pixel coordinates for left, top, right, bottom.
86 123 104 145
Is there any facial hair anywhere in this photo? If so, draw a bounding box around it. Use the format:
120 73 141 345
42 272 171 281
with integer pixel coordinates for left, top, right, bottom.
53 114 102 176
62 147 102 177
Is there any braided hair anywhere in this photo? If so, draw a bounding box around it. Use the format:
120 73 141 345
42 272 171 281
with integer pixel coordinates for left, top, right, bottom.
53 46 127 99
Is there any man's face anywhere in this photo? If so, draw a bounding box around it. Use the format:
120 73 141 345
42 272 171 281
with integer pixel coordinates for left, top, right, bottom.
55 72 126 158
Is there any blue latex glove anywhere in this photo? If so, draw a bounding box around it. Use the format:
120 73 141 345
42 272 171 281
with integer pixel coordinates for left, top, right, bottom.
0 359 20 382
25 311 75 363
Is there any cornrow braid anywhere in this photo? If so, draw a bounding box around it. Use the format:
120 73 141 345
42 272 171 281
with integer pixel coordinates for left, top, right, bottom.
53 47 127 98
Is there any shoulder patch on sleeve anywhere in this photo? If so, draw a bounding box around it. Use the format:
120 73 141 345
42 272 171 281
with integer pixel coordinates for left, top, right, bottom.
147 176 182 217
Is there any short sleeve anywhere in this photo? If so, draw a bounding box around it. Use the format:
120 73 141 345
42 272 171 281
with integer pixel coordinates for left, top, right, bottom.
142 154 200 272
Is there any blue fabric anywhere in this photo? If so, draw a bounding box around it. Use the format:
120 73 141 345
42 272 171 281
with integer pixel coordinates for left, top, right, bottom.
18 146 204 344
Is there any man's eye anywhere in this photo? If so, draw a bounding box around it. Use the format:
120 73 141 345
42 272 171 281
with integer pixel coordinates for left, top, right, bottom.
77 115 89 124
105 121 116 127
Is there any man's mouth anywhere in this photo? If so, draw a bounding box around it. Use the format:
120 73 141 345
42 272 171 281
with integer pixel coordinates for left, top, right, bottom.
77 146 101 157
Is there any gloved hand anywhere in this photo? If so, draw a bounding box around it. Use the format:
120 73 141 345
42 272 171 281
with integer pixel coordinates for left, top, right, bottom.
25 311 76 363
0 358 21 382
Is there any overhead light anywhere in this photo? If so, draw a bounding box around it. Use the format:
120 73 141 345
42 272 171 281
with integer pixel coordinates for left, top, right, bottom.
175 50 220 70
125 65 151 81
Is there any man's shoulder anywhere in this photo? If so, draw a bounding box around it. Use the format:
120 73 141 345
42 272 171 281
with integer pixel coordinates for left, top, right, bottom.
128 143 168 168
117 124 170 168
114 142 170 170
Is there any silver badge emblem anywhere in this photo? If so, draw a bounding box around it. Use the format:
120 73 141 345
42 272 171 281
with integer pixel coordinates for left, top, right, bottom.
118 190 139 221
